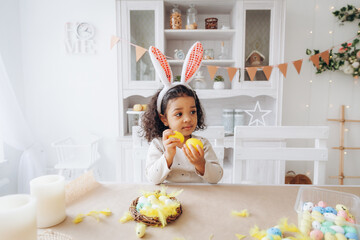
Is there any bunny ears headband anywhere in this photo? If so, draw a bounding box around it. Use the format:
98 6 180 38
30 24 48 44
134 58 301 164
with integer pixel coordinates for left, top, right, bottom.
148 41 204 114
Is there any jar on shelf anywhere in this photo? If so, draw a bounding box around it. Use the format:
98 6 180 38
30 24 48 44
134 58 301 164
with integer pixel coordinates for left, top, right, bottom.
186 4 198 29
170 4 182 29
203 49 214 60
222 109 234 136
234 109 245 126
205 17 218 29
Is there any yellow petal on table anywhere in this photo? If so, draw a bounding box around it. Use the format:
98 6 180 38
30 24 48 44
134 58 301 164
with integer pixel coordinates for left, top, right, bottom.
236 233 246 240
119 211 134 223
209 233 214 240
231 209 249 217
73 213 85 224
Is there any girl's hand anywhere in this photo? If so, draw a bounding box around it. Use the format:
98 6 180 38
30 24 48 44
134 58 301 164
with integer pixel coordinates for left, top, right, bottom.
162 129 182 168
182 144 205 176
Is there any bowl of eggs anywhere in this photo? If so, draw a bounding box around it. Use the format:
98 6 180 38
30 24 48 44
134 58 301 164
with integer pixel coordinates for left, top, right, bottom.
294 187 360 240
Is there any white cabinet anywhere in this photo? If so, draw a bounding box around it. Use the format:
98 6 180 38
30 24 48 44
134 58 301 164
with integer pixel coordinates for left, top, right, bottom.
117 0 286 135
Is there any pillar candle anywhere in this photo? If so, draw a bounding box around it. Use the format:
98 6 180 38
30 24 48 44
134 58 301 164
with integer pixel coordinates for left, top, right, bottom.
0 194 37 240
30 175 66 228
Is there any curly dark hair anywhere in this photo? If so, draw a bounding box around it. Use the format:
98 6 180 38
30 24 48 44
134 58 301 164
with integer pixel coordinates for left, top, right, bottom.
140 85 206 142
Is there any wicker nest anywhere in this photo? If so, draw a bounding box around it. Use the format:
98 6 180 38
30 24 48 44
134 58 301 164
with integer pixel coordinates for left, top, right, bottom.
129 196 182 226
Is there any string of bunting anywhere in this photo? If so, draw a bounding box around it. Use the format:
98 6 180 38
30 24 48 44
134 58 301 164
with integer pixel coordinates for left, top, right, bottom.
110 34 359 82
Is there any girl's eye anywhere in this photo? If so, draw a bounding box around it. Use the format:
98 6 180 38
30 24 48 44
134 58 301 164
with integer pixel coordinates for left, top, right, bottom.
191 110 197 115
175 112 182 117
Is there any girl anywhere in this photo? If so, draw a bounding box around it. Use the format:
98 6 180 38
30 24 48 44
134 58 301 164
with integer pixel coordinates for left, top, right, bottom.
141 42 223 184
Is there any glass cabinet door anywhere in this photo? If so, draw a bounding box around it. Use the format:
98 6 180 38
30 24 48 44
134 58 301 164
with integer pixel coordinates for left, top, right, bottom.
244 9 271 81
121 1 163 89
130 10 155 81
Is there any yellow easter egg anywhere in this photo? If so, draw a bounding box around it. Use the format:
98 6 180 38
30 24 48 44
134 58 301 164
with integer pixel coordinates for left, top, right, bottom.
186 138 204 152
168 131 184 143
136 222 146 238
133 104 143 111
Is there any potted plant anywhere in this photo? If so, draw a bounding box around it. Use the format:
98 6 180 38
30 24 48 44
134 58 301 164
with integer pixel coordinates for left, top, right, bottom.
213 75 225 89
174 75 181 82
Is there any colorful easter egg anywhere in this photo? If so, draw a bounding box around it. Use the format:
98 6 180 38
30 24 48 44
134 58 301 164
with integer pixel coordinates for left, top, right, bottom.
335 233 347 240
303 202 315 212
325 207 338 215
330 225 345 234
318 201 327 208
345 232 358 240
324 232 337 240
310 229 324 240
186 138 204 152
168 131 184 143
312 221 321 229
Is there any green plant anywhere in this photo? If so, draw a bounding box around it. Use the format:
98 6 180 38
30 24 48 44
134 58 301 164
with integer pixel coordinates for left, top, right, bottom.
214 75 224 82
174 75 181 82
306 4 360 78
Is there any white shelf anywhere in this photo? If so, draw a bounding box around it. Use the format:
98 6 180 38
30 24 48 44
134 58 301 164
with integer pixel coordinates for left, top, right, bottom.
164 29 236 40
124 88 277 99
168 59 235 66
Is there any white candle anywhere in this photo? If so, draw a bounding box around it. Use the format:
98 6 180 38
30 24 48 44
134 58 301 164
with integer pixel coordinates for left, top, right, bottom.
30 175 66 228
0 194 37 240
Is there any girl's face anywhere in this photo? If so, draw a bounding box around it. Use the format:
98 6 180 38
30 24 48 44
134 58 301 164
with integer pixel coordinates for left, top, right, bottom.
160 96 198 139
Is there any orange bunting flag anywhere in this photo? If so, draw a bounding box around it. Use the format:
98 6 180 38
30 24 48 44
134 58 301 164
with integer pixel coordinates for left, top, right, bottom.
135 46 147 62
246 67 258 81
320 50 330 65
292 59 303 74
310 54 320 69
262 66 273 80
227 67 238 82
278 63 288 78
110 35 120 50
207 65 219 80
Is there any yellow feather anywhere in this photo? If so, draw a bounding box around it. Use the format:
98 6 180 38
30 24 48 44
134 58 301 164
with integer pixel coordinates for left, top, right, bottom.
73 213 85 224
236 233 246 239
250 225 267 240
231 209 249 217
168 189 184 198
119 211 134 223
278 218 300 233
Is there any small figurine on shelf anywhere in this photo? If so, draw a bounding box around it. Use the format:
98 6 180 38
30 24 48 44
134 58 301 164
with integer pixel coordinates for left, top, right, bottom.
245 50 265 67
213 75 225 90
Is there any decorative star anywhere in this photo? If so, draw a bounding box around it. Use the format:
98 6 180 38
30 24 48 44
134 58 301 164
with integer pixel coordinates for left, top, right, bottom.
244 101 272 126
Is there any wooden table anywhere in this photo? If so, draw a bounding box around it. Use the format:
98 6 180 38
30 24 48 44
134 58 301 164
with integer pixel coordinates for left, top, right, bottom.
51 184 360 240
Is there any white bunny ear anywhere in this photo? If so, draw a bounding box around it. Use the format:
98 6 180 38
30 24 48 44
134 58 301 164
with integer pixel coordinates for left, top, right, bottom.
180 42 203 85
148 46 173 87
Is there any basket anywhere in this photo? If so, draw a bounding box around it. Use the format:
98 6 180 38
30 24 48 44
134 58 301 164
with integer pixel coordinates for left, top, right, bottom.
294 187 360 238
205 18 218 29
52 133 100 170
129 197 182 227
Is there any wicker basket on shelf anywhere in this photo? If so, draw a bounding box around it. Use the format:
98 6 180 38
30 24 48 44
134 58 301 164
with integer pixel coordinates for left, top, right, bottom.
129 196 183 227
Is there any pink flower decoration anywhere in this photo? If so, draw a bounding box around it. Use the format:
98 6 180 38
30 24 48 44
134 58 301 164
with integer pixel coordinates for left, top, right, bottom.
347 43 352 47
339 47 346 53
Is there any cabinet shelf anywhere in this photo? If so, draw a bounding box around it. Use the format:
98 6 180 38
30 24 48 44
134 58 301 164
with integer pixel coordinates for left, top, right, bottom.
168 59 235 66
123 88 276 99
164 29 236 40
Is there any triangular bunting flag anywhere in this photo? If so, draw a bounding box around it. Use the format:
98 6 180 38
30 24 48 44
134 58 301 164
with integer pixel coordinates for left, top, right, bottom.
207 66 219 80
226 67 238 82
320 50 330 65
110 35 120 50
136 46 147 62
246 67 258 81
292 59 303 74
278 63 288 78
262 66 273 80
310 54 320 69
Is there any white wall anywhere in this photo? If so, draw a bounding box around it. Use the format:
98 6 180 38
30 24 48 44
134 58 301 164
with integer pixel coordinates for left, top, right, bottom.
283 0 360 184
19 0 119 181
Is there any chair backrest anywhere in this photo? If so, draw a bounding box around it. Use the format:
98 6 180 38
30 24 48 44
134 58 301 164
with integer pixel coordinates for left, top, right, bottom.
193 126 225 166
233 126 329 185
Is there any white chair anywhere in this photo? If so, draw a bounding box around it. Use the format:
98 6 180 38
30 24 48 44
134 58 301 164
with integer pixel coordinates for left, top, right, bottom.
52 133 101 179
193 126 225 167
233 126 329 185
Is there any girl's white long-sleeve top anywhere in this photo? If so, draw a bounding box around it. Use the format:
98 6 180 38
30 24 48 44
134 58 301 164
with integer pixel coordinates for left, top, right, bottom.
145 135 223 184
